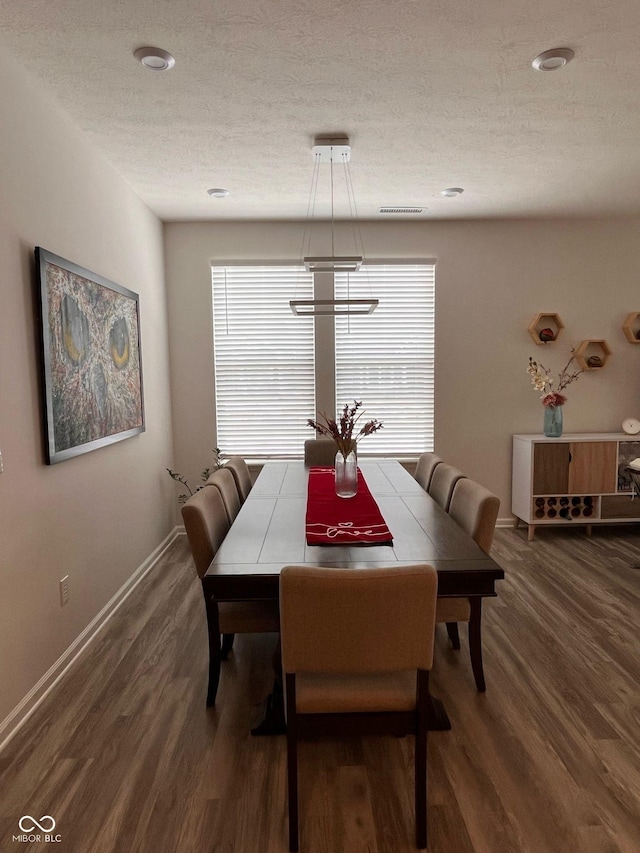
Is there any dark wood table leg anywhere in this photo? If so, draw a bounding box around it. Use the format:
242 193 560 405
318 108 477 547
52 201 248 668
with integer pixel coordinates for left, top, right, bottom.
251 680 287 735
427 695 452 731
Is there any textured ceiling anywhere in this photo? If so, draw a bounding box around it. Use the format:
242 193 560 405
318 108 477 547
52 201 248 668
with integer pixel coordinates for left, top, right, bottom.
1 0 640 221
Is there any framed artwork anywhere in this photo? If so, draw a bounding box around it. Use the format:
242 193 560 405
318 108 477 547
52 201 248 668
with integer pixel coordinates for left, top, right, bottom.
36 248 145 464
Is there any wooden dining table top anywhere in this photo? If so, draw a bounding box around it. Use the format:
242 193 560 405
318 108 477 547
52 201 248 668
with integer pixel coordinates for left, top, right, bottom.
202 460 505 600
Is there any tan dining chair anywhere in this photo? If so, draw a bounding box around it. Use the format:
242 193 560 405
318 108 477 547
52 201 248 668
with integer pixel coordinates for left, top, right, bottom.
280 564 438 852
204 466 242 523
428 462 466 511
224 456 253 503
435 477 500 692
303 438 336 467
182 486 279 705
414 451 443 492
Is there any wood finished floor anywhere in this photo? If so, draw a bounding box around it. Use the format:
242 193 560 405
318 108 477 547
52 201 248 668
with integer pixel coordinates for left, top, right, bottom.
2 525 640 853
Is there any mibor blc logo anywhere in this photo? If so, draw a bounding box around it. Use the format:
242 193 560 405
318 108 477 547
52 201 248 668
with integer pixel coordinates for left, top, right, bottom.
13 815 62 843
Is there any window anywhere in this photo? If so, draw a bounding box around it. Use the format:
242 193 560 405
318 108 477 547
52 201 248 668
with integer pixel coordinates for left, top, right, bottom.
335 265 434 454
212 266 315 456
212 262 435 457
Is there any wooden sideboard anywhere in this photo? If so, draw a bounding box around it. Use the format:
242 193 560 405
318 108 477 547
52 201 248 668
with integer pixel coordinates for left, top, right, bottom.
512 433 640 540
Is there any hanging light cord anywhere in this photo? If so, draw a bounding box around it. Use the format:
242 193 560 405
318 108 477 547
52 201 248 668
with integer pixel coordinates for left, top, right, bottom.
294 152 321 301
342 152 374 296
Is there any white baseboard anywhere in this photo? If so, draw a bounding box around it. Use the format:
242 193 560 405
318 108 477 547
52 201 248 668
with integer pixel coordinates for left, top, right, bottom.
496 516 515 527
0 526 182 755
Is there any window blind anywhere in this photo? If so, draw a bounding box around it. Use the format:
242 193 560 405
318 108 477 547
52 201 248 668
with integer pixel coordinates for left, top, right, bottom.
212 266 315 456
335 264 435 454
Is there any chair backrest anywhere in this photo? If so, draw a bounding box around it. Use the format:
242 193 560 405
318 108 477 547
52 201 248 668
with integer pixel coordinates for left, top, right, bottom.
428 463 466 511
224 456 253 503
204 467 242 523
280 565 438 675
414 452 443 491
304 439 336 467
181 486 230 577
449 478 500 554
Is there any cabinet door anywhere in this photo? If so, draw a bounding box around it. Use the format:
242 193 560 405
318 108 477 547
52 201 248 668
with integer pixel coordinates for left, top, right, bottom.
568 442 617 493
533 443 570 494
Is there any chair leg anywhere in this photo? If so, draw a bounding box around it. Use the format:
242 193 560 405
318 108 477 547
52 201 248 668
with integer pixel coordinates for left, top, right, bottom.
285 674 299 852
220 633 235 660
415 670 429 849
468 598 486 692
445 621 461 650
203 595 222 706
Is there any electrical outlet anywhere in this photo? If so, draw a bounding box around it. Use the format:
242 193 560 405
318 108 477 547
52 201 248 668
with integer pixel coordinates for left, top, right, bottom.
60 575 70 606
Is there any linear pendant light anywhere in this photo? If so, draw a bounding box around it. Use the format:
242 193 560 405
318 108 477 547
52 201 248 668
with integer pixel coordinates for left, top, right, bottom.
290 135 378 317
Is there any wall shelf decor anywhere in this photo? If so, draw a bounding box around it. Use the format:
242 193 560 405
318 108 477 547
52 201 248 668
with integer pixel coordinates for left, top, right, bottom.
622 312 640 343
528 313 564 344
574 339 611 370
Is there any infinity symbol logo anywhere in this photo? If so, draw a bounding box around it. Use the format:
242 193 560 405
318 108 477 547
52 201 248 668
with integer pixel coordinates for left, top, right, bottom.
19 815 56 832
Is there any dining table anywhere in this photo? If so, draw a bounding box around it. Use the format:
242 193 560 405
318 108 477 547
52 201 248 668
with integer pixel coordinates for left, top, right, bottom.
202 459 505 732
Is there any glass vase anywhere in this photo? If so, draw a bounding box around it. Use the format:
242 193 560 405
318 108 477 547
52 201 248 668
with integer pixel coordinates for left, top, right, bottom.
335 447 358 498
543 404 563 438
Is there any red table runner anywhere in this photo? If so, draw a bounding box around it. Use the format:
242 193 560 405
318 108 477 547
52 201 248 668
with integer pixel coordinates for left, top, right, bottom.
305 467 393 545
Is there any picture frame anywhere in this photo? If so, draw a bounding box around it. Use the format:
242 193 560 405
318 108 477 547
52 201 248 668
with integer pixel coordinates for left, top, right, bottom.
36 248 145 464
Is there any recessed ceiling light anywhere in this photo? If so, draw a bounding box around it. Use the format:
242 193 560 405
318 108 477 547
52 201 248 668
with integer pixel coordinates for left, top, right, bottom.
134 46 175 71
532 48 574 71
440 188 464 198
207 188 230 198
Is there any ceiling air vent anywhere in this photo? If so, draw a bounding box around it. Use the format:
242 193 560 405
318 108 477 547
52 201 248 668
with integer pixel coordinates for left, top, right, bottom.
379 206 425 215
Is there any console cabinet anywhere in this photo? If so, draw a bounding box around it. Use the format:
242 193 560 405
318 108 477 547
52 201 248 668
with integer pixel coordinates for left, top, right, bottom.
512 433 640 540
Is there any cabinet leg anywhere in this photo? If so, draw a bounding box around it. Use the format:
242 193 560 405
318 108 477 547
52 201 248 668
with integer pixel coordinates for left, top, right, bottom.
585 524 593 536
513 516 520 529
527 524 536 542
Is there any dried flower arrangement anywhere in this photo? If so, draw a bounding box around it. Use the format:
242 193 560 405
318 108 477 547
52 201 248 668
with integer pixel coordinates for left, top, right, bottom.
527 351 583 407
307 401 383 458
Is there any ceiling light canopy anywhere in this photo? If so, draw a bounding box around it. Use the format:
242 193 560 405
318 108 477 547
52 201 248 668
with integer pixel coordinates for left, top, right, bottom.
134 46 175 71
207 188 230 198
440 187 464 198
532 48 574 71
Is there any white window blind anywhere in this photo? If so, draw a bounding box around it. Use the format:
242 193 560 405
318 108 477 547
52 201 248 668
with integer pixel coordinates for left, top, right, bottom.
335 264 435 454
212 266 315 456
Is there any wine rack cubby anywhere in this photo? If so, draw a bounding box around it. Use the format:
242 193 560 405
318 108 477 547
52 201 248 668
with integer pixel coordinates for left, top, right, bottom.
532 495 597 521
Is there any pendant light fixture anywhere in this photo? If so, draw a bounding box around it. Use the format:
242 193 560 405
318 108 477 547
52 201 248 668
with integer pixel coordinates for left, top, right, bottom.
290 136 378 317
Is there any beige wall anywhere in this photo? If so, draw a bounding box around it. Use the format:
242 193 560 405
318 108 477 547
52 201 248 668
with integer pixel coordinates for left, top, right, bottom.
164 218 640 516
0 54 175 733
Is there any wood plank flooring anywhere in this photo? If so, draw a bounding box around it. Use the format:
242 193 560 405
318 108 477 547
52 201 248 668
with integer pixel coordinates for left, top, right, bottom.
1 524 640 852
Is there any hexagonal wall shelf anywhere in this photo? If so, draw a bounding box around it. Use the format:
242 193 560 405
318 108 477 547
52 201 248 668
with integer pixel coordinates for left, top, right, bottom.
528 313 565 344
622 312 640 343
574 339 612 370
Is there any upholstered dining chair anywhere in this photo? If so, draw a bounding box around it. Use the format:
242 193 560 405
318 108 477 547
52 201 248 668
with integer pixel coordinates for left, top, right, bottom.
204 466 242 523
414 451 443 492
428 462 466 511
224 456 253 503
280 564 438 852
303 438 336 467
182 486 279 705
435 477 500 692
